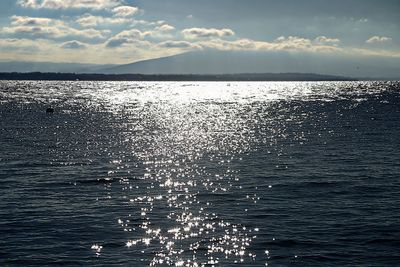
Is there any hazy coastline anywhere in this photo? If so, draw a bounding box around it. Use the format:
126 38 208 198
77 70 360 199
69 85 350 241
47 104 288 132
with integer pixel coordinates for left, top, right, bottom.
0 72 356 81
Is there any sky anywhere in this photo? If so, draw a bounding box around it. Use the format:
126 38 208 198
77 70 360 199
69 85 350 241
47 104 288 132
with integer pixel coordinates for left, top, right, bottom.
0 0 399 65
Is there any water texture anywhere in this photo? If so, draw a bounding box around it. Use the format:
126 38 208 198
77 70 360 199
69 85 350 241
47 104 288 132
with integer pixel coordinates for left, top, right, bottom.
1 81 400 266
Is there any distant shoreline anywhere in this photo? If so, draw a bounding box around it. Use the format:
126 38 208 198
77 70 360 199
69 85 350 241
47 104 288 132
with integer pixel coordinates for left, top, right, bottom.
0 72 357 81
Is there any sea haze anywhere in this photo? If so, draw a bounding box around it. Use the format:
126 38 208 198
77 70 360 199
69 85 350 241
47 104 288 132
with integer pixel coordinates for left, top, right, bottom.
0 81 400 266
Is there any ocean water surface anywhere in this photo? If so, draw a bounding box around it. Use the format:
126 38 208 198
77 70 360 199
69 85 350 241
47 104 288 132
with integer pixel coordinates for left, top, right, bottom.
1 81 400 266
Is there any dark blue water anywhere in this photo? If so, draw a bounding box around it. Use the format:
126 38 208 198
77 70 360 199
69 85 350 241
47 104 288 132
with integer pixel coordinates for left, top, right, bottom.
1 81 400 266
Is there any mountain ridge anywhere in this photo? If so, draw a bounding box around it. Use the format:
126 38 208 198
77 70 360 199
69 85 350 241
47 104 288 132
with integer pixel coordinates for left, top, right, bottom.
99 50 400 78
1 50 400 79
0 72 356 81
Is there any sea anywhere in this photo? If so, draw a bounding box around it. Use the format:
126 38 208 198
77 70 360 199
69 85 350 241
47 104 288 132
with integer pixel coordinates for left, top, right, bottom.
0 81 399 266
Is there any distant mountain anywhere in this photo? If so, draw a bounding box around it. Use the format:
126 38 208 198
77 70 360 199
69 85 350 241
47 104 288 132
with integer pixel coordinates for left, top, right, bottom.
0 72 355 81
0 61 116 73
1 50 400 79
101 50 400 79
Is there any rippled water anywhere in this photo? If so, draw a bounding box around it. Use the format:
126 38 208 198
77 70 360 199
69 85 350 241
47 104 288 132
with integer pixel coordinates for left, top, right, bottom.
1 81 400 266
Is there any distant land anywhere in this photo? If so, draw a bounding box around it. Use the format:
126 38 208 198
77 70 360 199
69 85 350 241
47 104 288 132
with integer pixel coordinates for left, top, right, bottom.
0 72 356 81
1 50 400 80
99 50 397 77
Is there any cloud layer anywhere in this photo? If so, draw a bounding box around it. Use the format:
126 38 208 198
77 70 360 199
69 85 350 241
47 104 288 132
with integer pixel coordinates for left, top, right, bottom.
17 0 119 9
3 15 108 39
0 1 398 65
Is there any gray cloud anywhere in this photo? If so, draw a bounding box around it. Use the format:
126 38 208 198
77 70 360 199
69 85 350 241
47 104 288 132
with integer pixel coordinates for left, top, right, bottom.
105 29 147 48
10 15 53 26
182 27 235 39
61 40 87 49
158 40 201 49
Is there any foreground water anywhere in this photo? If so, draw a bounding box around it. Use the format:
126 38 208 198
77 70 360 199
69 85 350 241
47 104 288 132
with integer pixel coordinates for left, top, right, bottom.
0 81 400 266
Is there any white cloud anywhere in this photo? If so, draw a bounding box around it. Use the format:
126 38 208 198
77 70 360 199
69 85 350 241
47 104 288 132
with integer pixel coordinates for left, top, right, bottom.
139 24 176 40
3 15 108 39
3 25 107 39
197 38 258 51
273 36 313 50
315 36 340 45
76 14 130 27
16 0 40 8
182 27 235 39
105 23 177 46
115 29 144 39
112 6 139 17
130 20 165 27
17 0 120 9
366 36 392 44
155 24 175 32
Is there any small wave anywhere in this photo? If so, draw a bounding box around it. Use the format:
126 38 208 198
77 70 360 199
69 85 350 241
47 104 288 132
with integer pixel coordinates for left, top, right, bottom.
76 177 137 185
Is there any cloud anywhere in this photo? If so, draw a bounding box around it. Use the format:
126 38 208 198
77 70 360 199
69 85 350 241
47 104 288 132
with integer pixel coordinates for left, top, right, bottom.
2 25 107 39
197 38 258 51
157 40 201 49
273 36 313 50
16 0 39 8
76 14 130 27
105 29 147 47
130 20 165 27
17 0 119 9
141 24 176 39
315 36 340 45
105 23 177 46
182 27 235 39
3 15 108 39
112 6 139 17
195 36 343 54
10 15 53 26
155 24 175 32
61 40 87 49
366 36 392 44
0 37 167 64
1 35 399 67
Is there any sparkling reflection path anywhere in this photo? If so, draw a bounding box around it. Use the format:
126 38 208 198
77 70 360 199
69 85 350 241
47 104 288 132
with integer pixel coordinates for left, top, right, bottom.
102 97 264 266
